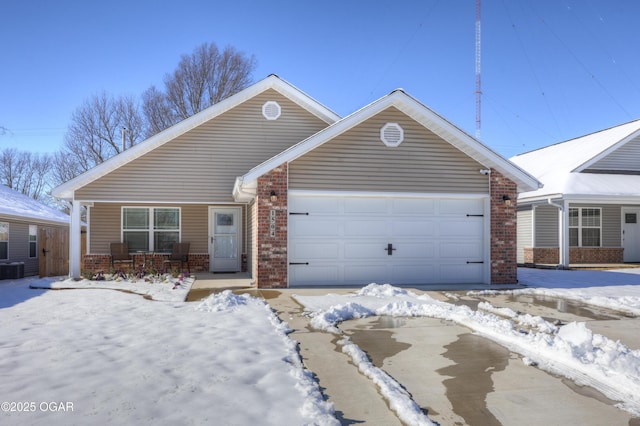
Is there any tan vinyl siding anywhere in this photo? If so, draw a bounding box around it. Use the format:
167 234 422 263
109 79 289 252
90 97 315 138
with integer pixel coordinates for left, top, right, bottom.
534 205 559 247
88 203 246 255
289 107 489 193
517 207 533 264
586 135 640 172
76 90 329 202
6 221 37 275
571 203 621 247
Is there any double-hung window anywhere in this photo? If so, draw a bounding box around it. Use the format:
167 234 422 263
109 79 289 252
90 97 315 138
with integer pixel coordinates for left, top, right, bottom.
29 225 37 258
122 207 180 252
569 207 601 247
0 222 8 260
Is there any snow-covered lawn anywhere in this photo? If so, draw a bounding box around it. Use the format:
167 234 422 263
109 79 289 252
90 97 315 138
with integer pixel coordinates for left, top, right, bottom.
0 277 337 426
2 267 640 425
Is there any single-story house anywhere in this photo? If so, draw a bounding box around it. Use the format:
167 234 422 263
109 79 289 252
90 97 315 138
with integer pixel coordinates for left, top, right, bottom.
51 75 540 288
510 118 640 267
0 184 72 278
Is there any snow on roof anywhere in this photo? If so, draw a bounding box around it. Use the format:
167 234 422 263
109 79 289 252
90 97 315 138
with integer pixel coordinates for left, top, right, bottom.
0 185 69 225
510 119 640 200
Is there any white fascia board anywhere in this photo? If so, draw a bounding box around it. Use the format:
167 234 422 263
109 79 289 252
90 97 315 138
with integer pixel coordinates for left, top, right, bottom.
51 75 340 201
572 127 640 173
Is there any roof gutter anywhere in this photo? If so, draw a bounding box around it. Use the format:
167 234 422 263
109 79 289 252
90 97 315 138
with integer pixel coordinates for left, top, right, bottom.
232 177 256 202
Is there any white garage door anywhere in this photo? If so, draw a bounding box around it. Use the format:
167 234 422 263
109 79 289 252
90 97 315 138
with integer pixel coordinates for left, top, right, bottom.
288 193 487 286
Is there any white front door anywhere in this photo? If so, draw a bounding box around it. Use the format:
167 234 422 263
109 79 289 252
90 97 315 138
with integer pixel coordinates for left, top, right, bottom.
209 207 242 272
623 208 640 262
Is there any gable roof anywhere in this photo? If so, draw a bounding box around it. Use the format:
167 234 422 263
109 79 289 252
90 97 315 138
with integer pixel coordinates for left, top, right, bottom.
0 185 69 225
510 118 640 201
51 75 341 200
234 89 541 200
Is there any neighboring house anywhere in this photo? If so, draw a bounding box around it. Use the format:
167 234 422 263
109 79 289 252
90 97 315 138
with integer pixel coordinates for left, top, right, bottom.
0 184 71 278
51 75 540 288
511 118 640 268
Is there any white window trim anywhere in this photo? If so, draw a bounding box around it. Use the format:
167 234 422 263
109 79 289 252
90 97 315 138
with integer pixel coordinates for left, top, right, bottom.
569 207 602 247
121 207 182 252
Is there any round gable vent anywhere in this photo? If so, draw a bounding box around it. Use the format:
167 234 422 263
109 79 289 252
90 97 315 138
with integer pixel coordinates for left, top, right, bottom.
380 122 404 147
262 101 281 120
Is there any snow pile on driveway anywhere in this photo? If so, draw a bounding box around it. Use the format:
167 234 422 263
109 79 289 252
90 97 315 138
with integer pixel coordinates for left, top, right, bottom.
0 278 337 425
294 283 640 417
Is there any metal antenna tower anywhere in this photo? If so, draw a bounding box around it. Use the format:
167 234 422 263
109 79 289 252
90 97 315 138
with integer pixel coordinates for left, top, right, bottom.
475 0 482 139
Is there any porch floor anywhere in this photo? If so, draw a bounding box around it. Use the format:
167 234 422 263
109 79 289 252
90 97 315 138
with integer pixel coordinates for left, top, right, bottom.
187 272 255 301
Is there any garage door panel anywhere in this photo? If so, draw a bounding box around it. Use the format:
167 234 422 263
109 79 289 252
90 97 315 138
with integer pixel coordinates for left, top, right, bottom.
344 264 388 284
290 242 340 260
345 242 388 259
290 265 339 285
392 198 435 214
439 263 484 283
439 241 483 259
291 219 340 237
290 196 340 214
393 220 435 236
439 219 483 237
440 198 484 215
394 242 435 259
345 198 387 214
391 264 435 284
345 220 387 236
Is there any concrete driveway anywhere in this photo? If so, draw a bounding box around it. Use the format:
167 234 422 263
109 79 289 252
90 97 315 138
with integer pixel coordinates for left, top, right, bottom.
191 270 640 425
256 287 640 426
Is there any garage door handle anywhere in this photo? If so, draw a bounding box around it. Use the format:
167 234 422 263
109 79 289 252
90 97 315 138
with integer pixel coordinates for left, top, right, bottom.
289 262 309 265
467 261 484 264
385 243 396 255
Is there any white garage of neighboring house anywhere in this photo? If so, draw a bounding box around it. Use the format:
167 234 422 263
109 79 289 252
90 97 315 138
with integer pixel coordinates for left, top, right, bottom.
53 75 540 288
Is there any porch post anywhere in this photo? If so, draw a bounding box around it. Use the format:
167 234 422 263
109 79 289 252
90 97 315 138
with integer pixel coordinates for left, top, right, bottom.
559 200 570 268
69 199 82 279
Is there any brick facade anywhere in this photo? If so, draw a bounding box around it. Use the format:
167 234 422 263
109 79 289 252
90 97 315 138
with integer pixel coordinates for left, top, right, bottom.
523 247 624 264
82 253 208 276
255 164 288 288
490 169 518 284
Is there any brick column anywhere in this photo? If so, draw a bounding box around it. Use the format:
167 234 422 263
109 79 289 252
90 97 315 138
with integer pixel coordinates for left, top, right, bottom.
490 169 518 284
255 164 288 288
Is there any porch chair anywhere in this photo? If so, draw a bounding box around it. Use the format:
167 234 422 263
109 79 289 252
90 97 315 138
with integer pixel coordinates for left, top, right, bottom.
163 242 190 274
110 242 133 269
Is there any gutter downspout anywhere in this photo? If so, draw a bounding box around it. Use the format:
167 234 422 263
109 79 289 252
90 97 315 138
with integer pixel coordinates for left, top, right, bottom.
547 198 569 269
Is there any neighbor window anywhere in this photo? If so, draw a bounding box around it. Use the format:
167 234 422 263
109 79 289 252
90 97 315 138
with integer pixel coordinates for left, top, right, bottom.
29 225 37 258
122 207 180 252
0 222 7 260
568 207 601 247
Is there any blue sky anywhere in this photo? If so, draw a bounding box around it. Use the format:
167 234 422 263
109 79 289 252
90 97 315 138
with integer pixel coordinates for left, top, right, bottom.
1 0 640 159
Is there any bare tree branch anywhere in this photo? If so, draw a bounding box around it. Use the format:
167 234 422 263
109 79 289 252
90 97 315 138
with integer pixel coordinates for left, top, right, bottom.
143 42 256 136
0 148 53 202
